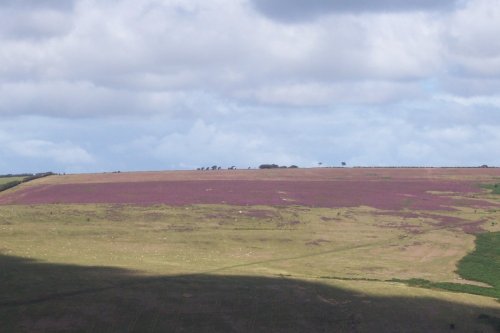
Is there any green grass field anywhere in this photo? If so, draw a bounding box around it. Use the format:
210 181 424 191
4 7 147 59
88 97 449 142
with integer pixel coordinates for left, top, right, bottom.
399 232 500 301
0 176 27 193
0 176 25 187
459 232 500 290
0 177 25 185
483 183 500 195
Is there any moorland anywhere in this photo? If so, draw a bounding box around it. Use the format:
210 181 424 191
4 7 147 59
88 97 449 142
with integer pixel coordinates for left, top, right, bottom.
1 168 499 332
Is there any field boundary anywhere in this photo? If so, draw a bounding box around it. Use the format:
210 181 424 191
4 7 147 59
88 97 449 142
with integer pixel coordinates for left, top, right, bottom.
391 232 500 301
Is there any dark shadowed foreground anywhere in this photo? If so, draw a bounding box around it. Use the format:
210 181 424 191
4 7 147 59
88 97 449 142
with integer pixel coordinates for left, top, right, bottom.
1 254 499 333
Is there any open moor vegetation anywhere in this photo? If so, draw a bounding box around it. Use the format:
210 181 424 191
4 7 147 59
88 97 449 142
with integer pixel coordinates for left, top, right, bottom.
1 168 500 332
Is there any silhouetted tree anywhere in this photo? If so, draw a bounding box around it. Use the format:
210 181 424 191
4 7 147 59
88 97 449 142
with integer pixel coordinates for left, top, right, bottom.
259 164 279 169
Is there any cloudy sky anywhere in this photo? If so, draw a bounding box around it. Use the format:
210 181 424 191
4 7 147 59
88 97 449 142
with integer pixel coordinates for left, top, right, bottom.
1 0 500 173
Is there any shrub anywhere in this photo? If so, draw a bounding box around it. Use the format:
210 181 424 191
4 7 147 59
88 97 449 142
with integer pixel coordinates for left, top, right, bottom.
259 164 279 169
0 180 22 192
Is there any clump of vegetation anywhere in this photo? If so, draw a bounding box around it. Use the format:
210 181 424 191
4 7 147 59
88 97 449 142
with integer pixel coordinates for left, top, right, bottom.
259 164 299 169
393 231 500 300
0 180 23 192
0 176 26 186
23 172 55 182
456 232 500 292
481 183 500 195
0 172 54 192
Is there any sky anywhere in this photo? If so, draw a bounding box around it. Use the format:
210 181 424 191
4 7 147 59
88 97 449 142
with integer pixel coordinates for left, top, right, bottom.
1 0 500 173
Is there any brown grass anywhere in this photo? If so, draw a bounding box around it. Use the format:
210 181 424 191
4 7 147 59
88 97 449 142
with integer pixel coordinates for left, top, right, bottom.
17 167 500 187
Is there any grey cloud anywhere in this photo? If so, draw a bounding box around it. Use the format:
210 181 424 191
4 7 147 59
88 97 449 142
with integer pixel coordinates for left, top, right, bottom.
0 81 183 118
0 0 75 11
251 0 459 22
0 0 75 40
0 8 74 39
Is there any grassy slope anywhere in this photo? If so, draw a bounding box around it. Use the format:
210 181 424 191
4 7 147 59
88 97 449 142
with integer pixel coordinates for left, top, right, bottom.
459 232 500 289
1 169 500 331
0 174 53 192
394 182 500 300
400 232 500 301
2 255 499 332
21 167 500 186
0 204 491 281
0 177 25 193
1 203 500 331
0 177 25 185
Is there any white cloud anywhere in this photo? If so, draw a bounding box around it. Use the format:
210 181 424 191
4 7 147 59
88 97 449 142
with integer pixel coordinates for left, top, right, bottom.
9 140 94 164
445 0 500 77
0 80 182 117
425 126 474 141
126 119 308 169
0 0 450 115
0 0 499 172
238 80 425 106
0 129 95 170
435 94 500 107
